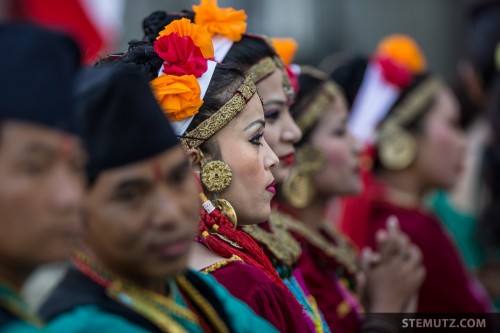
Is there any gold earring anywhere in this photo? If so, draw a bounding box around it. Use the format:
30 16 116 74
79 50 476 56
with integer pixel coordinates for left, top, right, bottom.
283 169 315 208
283 145 325 208
214 198 237 227
201 160 232 193
379 128 417 170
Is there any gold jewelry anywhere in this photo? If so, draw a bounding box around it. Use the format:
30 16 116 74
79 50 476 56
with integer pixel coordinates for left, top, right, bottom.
247 55 294 100
279 214 358 274
181 76 256 150
283 145 325 208
296 81 339 133
377 77 441 170
201 160 232 193
242 210 302 266
214 198 237 227
378 124 417 170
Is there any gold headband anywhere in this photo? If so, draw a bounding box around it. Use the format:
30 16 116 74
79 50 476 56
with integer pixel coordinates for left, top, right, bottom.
247 56 294 100
379 77 442 137
180 76 257 150
296 82 339 132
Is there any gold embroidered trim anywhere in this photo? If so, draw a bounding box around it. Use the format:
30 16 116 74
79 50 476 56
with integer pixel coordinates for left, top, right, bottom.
211 232 244 249
180 76 256 149
379 78 441 139
242 210 302 266
279 212 358 274
247 57 277 84
177 275 230 333
201 255 244 274
247 56 294 99
296 82 339 132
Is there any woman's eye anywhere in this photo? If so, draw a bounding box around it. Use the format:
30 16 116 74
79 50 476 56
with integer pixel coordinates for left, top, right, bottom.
264 110 280 122
332 127 347 137
249 132 264 146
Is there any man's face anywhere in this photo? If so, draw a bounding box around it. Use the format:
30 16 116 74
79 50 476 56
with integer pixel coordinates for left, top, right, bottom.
0 121 85 269
83 147 200 281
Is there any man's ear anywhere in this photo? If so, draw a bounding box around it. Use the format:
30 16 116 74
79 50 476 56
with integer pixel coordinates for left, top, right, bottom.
186 148 203 173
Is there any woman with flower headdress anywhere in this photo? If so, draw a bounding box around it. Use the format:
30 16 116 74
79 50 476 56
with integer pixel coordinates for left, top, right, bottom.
327 65 492 313
270 65 428 333
97 12 313 333
38 21 281 332
135 2 332 332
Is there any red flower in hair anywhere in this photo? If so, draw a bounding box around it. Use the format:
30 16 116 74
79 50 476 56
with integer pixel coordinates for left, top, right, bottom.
154 33 208 78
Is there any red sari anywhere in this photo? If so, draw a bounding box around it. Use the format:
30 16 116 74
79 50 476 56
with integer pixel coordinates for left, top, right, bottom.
340 179 492 313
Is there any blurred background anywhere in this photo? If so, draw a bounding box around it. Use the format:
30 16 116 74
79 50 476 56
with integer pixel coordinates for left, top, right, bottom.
121 0 467 81
2 0 475 80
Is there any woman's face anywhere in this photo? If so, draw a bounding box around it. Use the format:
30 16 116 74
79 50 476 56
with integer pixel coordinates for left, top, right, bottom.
414 86 465 190
83 147 200 281
309 94 363 196
259 70 302 183
214 94 279 225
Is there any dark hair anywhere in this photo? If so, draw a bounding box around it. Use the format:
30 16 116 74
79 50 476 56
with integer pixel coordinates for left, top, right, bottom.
465 2 500 91
290 69 329 146
222 35 277 72
97 41 245 158
478 74 500 247
372 73 438 173
142 10 194 43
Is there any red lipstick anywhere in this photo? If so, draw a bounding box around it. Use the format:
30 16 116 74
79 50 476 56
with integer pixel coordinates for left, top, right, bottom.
279 153 296 166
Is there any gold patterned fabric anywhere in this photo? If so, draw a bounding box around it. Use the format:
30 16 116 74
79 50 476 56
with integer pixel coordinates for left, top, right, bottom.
378 77 441 139
296 82 339 132
247 56 294 100
180 76 256 149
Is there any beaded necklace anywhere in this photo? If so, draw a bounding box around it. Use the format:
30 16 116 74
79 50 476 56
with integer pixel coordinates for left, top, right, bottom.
0 279 42 327
72 251 229 333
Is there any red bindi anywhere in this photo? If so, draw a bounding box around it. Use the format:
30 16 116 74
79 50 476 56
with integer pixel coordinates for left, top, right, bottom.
152 161 163 182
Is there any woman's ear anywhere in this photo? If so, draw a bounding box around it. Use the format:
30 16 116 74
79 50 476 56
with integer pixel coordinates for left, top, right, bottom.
186 148 203 173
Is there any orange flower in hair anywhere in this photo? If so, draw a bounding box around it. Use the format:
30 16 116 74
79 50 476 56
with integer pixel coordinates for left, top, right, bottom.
158 18 214 58
193 0 247 42
271 38 298 66
150 74 203 121
376 34 427 75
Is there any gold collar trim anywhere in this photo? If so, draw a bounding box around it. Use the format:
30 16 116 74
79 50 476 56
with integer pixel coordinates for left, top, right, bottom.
280 214 358 274
296 82 339 132
180 76 256 149
242 210 302 266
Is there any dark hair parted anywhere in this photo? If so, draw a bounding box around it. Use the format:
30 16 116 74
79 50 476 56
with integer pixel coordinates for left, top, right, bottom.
372 73 439 173
290 69 329 146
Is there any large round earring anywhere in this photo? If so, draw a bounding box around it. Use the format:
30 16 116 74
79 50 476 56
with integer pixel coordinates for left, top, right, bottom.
379 129 417 170
201 160 232 193
283 145 325 208
283 169 316 208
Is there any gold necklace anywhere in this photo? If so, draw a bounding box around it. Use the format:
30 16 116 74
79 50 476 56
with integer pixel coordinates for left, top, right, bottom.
242 210 302 266
280 214 358 274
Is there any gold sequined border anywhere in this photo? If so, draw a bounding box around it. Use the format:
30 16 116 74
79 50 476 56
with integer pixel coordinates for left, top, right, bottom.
180 76 256 149
296 82 339 132
378 77 442 138
247 56 294 100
